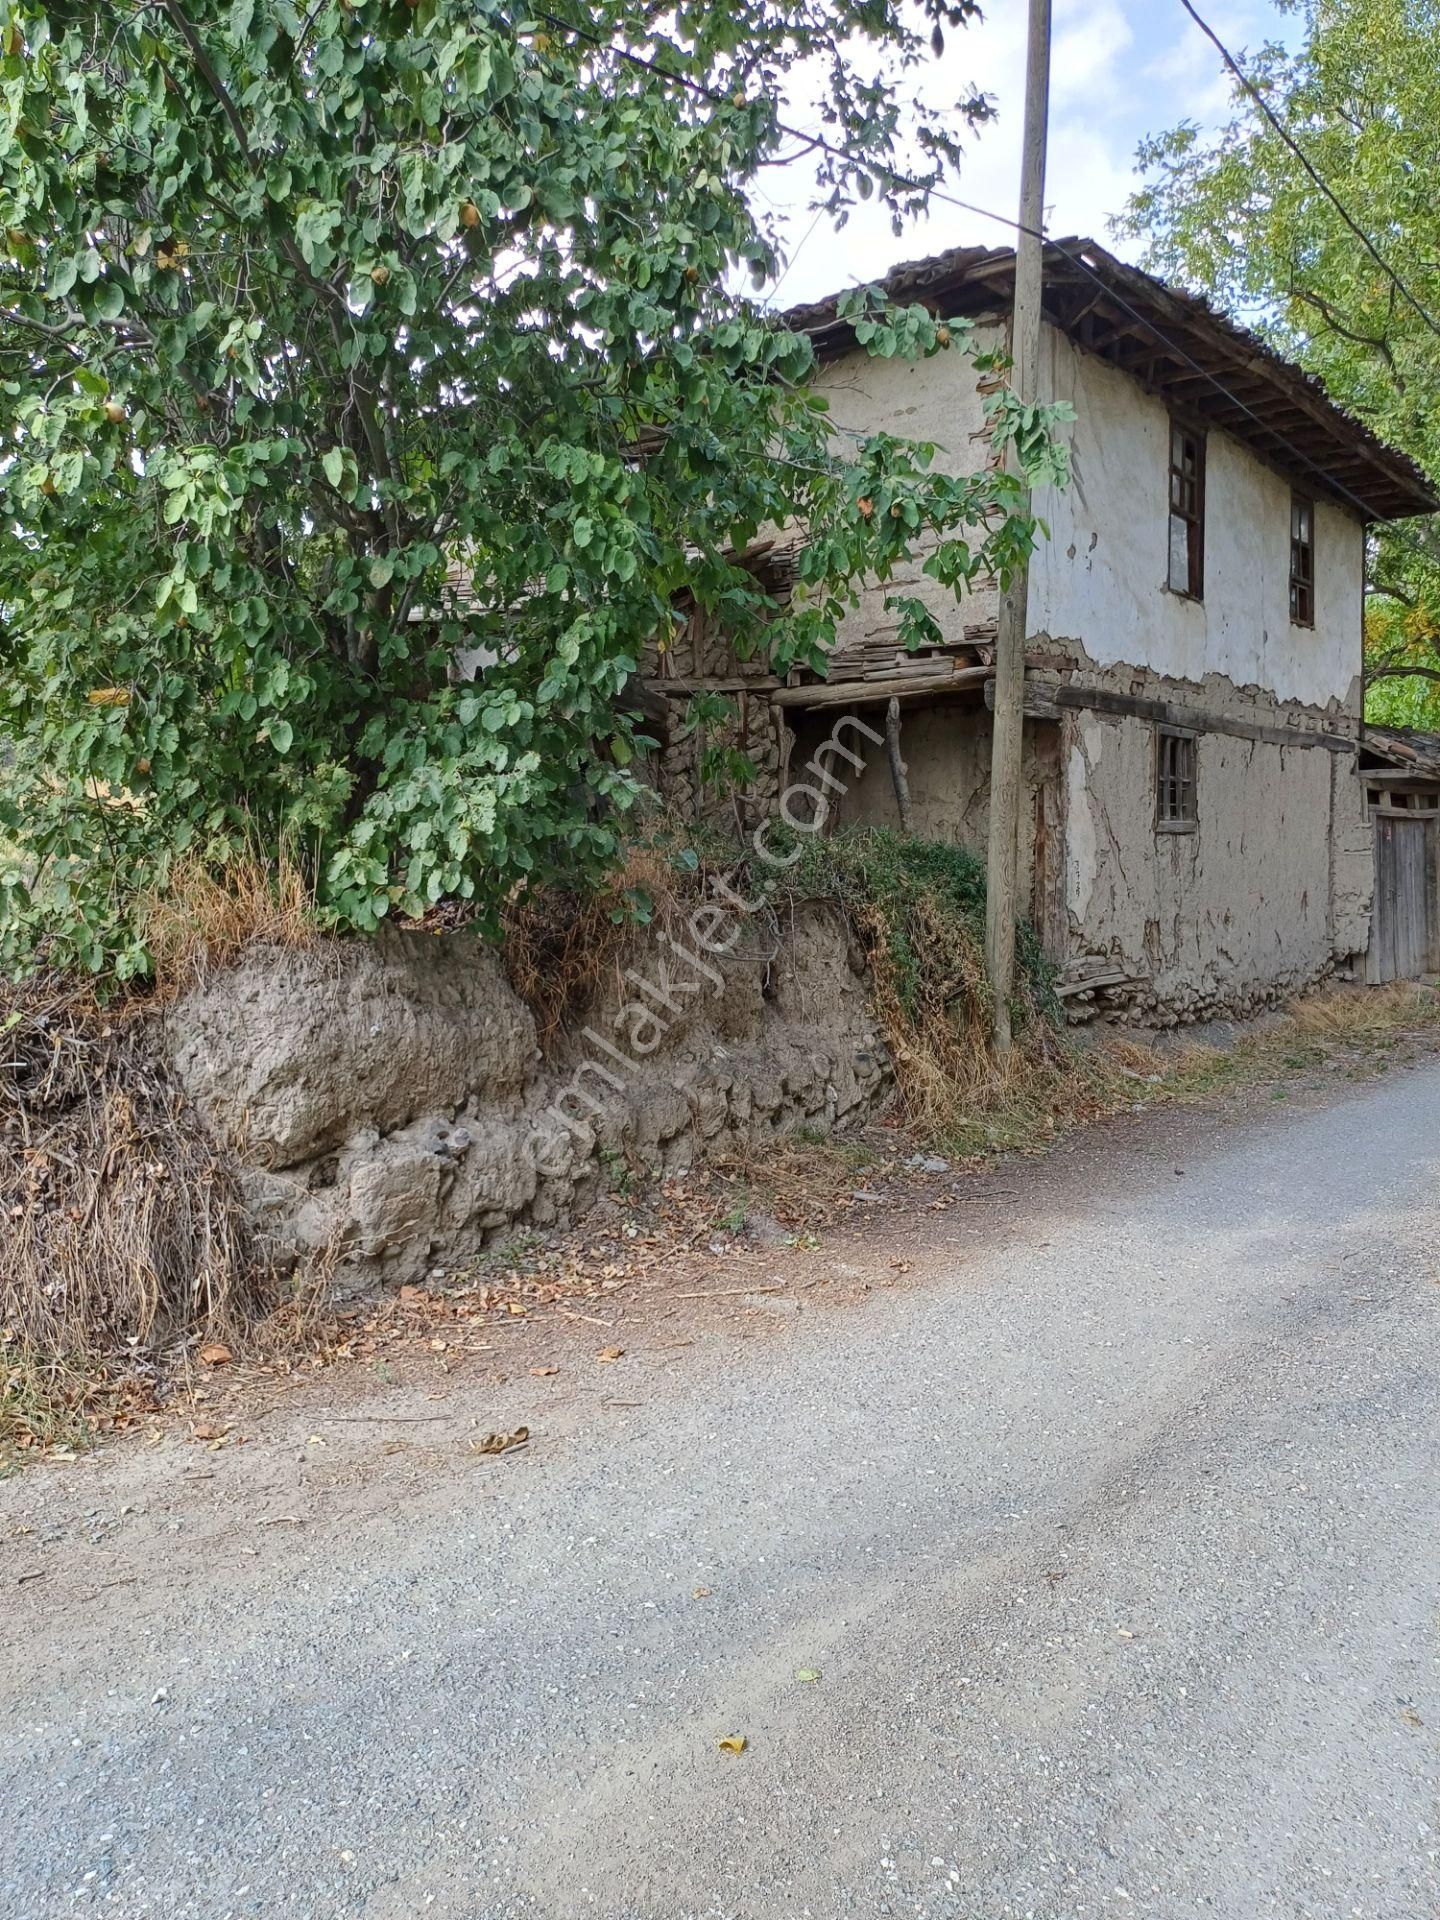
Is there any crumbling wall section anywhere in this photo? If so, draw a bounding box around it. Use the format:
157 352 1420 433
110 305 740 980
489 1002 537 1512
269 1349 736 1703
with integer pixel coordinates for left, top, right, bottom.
1329 743 1375 963
164 911 890 1290
1043 644 1370 1022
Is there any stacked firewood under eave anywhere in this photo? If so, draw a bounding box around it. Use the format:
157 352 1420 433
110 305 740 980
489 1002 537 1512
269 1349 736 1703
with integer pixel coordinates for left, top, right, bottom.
796 621 998 689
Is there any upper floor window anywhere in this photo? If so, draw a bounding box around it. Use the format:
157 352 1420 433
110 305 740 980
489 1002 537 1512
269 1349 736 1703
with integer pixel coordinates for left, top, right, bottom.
1290 495 1315 626
1167 423 1205 599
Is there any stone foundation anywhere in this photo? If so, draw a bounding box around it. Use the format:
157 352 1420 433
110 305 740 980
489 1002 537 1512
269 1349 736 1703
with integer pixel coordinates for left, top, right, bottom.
163 908 891 1290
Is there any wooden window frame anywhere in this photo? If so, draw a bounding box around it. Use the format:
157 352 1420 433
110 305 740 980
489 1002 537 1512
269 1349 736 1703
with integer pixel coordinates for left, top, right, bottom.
1167 421 1205 601
1289 493 1315 628
1155 725 1198 834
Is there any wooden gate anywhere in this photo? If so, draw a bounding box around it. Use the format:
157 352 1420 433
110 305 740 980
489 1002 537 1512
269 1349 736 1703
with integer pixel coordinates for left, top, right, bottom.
1371 811 1440 981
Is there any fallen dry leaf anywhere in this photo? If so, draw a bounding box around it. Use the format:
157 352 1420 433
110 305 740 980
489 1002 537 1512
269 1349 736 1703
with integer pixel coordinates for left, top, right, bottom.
529 1366 559 1378
692 1586 711 1599
597 1346 625 1363
198 1342 233 1367
717 1734 747 1754
470 1426 531 1457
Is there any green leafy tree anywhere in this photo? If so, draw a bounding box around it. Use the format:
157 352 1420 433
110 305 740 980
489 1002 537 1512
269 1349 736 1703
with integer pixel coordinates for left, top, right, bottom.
1122 0 1440 722
0 0 1064 977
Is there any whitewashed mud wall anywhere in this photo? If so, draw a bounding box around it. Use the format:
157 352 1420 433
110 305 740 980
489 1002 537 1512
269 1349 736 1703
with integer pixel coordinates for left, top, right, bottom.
805 319 1374 1017
1028 331 1366 711
811 324 1006 657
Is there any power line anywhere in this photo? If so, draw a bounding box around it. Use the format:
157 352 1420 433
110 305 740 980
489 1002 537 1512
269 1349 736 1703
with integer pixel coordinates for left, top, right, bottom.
1174 0 1440 341
537 6 1437 545
760 206 825 311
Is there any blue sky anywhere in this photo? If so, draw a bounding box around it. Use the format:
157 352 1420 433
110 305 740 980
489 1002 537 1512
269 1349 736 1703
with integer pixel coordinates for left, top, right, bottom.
764 0 1300 307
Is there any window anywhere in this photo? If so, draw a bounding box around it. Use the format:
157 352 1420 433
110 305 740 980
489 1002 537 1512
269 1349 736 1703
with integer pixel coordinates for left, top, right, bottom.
1167 422 1205 599
1156 727 1197 831
1290 495 1315 626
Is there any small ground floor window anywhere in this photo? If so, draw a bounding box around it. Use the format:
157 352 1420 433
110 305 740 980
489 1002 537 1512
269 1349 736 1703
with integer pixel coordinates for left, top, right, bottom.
1156 726 1198 831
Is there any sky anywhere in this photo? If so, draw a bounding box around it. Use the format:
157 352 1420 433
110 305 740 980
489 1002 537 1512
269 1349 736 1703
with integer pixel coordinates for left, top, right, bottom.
761 0 1299 309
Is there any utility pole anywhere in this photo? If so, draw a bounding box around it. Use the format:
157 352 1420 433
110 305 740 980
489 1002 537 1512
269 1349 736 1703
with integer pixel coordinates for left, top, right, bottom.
984 0 1051 1057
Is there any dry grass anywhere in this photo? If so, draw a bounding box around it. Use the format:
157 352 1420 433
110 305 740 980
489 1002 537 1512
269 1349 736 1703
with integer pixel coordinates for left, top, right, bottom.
0 972 263 1364
0 1345 95 1459
140 841 318 995
1284 979 1440 1037
868 968 1440 1159
501 834 701 1050
1056 979 1440 1128
836 884 1121 1156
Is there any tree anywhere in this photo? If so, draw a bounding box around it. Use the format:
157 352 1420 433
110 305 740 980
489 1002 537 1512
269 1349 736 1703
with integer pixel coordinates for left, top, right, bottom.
1121 0 1440 721
0 0 1065 978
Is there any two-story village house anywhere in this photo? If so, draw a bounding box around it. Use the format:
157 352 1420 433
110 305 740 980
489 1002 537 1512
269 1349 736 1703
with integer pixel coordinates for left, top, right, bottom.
642 240 1438 1022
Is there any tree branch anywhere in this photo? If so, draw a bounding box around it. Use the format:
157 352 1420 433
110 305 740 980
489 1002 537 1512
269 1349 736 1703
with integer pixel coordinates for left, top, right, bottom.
1290 285 1401 381
1368 578 1419 610
1364 661 1440 685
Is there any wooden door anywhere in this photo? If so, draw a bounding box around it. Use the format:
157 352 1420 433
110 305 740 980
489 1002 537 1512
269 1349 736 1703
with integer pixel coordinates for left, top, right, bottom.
1372 813 1440 981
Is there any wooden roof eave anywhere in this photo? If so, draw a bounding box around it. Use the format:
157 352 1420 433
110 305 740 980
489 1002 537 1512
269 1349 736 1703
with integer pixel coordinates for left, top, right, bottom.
786 238 1437 525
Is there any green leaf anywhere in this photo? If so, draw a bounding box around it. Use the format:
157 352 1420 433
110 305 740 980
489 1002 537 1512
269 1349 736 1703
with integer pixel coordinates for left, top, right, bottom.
0 0 1047 980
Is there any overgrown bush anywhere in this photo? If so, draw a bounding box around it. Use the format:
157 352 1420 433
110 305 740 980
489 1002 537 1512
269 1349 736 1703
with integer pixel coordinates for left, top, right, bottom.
772 827 1070 1143
0 0 1069 982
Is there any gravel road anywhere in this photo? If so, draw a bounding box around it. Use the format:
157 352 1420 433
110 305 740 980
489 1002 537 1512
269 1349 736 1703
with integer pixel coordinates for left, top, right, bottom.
4 1061 1440 1920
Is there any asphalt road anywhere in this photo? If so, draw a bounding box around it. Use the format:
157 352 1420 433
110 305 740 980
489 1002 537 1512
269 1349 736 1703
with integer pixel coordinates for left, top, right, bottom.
5 1063 1440 1920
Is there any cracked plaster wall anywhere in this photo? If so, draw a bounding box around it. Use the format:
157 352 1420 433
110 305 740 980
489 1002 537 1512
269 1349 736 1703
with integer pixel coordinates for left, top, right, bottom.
1063 708 1368 1020
1030 331 1366 712
788 703 1056 933
813 323 1366 712
811 328 1006 653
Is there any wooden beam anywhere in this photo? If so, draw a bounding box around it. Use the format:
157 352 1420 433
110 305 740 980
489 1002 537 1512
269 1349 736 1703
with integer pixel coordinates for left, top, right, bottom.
642 674 781 694
990 678 1357 753
771 664 992 710
884 697 915 833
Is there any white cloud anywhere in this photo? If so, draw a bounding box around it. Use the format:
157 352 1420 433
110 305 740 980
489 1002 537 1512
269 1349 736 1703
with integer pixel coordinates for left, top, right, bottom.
765 0 1296 307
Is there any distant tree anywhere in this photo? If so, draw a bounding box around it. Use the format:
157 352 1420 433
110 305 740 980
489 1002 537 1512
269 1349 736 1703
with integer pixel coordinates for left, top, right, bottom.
1121 0 1440 723
0 0 1066 977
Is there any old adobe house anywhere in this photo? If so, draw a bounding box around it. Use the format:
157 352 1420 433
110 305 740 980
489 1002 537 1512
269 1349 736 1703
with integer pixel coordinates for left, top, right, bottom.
641 240 1438 1021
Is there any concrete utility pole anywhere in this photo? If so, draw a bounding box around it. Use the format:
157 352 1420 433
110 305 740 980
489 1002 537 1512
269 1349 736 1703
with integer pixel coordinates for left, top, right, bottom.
984 0 1051 1057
